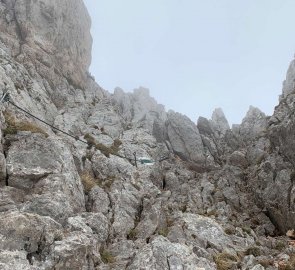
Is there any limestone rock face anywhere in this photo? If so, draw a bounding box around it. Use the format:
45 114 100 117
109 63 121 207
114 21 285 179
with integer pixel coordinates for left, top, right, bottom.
6 134 85 222
247 83 295 233
0 0 295 269
197 109 240 166
239 58 295 233
0 211 62 251
1 0 91 86
112 87 167 141
127 236 216 270
86 99 123 138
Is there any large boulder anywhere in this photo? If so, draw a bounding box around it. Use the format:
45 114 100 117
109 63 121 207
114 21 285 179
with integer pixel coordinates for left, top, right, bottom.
67 212 109 243
127 236 216 270
47 232 100 270
6 133 85 222
0 211 62 255
166 111 205 163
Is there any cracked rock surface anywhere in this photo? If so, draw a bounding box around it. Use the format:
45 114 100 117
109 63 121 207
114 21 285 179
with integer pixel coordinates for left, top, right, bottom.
0 0 295 269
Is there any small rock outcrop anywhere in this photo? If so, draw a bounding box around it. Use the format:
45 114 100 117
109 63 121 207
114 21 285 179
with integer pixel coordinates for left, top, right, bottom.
211 107 230 136
282 57 295 97
238 106 268 140
112 87 167 139
166 111 205 163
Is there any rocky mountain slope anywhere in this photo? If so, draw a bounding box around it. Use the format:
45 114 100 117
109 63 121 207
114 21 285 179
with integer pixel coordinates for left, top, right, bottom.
0 0 295 269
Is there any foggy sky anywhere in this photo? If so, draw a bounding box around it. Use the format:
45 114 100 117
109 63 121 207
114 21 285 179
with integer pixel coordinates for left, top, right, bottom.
84 0 295 125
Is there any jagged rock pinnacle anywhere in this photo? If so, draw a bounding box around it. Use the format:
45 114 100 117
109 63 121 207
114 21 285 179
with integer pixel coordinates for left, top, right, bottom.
211 107 230 136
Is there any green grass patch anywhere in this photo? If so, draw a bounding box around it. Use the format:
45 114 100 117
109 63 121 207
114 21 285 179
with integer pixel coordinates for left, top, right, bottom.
157 227 169 237
84 134 122 157
245 246 261 257
127 228 138 240
214 252 238 270
3 111 48 137
80 171 97 193
80 171 115 193
100 248 115 264
275 240 287 251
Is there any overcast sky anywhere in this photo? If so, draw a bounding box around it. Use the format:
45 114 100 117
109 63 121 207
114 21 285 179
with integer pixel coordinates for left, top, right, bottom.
83 0 295 125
